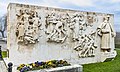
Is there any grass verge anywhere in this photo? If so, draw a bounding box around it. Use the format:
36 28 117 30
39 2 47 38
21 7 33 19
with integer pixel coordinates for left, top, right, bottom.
83 49 120 72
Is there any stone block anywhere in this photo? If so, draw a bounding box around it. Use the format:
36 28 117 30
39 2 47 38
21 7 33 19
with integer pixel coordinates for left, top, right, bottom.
28 65 82 72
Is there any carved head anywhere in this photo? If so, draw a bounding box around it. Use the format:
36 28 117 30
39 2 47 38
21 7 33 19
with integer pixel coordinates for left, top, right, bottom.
25 9 29 14
104 15 110 21
79 14 84 21
18 9 24 15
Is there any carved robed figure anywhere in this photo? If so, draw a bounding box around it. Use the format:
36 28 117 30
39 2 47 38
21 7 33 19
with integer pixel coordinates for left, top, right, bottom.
97 15 116 52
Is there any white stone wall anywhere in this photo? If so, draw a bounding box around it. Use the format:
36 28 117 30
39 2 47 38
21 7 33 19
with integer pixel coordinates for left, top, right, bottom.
7 3 116 65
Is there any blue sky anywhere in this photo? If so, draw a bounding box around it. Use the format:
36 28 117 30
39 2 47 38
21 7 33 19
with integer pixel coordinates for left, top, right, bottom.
0 0 120 32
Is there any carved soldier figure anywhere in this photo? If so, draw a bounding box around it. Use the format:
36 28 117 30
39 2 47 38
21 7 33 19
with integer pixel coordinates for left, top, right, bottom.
16 22 25 42
33 12 41 41
97 15 116 52
23 9 30 29
45 13 57 34
71 13 80 40
79 14 85 34
74 30 97 57
16 9 24 21
83 31 97 57
70 13 85 41
16 10 25 42
33 12 41 30
54 19 67 43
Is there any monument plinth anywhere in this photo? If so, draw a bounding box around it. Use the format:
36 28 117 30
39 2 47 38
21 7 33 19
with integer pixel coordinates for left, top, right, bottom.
7 3 116 66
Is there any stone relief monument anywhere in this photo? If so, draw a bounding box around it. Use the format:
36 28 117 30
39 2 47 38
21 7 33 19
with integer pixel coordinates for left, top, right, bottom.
7 3 116 65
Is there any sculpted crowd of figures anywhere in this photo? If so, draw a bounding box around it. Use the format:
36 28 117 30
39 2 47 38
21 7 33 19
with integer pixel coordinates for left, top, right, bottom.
16 9 115 58
16 9 42 45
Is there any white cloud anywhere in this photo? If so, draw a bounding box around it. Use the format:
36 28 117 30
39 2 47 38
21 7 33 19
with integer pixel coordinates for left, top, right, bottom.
0 0 61 16
14 0 61 8
111 0 120 2
0 3 8 16
36 0 61 8
60 0 94 7
0 0 120 31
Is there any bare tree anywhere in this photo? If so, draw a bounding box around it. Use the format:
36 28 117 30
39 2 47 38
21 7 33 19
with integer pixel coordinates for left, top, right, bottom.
0 14 7 38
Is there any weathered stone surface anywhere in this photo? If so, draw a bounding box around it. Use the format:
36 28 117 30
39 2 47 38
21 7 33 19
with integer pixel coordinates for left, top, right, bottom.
28 65 82 72
0 61 7 72
45 65 82 72
7 3 116 65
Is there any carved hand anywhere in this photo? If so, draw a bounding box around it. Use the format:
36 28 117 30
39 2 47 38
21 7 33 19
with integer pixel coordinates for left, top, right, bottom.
111 32 116 37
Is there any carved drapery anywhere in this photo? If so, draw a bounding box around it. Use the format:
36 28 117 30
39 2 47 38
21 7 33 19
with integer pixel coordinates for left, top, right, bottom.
97 15 116 52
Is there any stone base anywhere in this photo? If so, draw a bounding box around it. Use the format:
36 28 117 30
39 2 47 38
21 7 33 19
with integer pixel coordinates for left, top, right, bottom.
45 64 82 72
14 65 82 72
100 50 117 62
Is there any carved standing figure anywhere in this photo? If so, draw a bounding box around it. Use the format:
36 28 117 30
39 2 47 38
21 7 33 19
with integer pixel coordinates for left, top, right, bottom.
33 12 41 41
16 22 25 42
97 15 116 52
71 14 80 40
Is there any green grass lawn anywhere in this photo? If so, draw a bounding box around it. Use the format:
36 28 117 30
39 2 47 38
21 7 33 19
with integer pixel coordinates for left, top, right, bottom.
83 49 120 72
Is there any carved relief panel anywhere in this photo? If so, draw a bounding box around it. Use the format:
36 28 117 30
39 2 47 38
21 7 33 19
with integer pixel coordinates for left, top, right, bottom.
68 13 98 58
15 9 99 57
16 9 42 45
45 13 68 43
12 4 115 58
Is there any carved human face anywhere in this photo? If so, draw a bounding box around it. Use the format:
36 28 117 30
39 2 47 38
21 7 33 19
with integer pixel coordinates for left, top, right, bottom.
104 16 110 22
19 10 24 15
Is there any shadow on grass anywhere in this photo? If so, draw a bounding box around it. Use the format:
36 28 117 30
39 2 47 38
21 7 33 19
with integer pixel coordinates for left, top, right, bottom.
115 44 120 49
